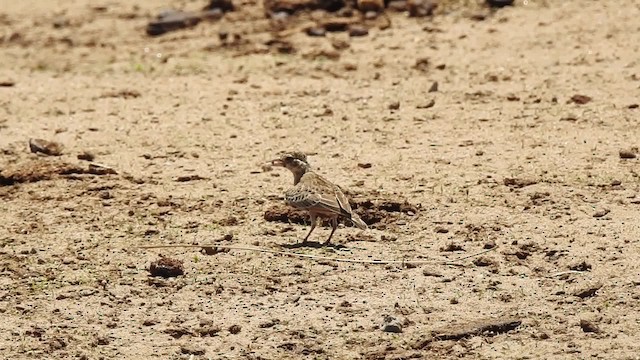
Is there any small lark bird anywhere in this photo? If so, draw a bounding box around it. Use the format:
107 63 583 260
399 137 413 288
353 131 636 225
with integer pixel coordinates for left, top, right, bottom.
271 151 367 244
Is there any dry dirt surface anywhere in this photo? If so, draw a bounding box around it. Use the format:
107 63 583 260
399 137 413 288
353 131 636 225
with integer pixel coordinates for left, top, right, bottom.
1 0 640 359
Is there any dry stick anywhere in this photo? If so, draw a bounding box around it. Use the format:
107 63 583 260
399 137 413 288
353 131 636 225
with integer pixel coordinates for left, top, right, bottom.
452 247 496 261
136 243 497 266
547 270 586 278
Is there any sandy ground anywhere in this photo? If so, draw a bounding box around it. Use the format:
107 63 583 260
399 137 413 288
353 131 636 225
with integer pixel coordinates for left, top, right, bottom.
1 0 640 358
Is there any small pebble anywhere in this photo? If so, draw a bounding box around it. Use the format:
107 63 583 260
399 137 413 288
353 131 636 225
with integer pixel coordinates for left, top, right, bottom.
487 0 514 7
381 315 402 333
592 209 610 218
181 345 205 355
579 320 601 333
348 25 369 37
569 94 592 105
149 257 184 278
619 149 637 159
483 240 496 249
77 151 95 161
29 138 63 156
306 27 326 37
228 324 241 334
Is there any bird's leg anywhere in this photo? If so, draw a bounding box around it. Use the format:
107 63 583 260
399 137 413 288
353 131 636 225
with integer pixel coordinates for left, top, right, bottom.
302 214 317 243
324 217 338 245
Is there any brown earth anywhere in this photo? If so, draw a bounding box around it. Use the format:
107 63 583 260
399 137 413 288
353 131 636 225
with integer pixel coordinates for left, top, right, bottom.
1 0 640 359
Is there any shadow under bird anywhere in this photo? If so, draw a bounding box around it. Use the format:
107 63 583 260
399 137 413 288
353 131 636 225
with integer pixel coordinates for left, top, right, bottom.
271 151 368 244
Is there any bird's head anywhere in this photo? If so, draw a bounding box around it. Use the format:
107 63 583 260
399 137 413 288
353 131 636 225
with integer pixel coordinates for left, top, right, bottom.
271 151 310 172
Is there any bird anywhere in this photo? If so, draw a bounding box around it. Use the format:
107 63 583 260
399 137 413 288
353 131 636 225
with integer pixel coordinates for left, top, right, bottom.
271 151 368 245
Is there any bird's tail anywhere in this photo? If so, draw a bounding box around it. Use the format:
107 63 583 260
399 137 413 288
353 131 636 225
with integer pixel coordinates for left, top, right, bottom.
350 213 368 230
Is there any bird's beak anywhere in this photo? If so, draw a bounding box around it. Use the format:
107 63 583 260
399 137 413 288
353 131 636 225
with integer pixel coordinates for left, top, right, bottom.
271 159 284 167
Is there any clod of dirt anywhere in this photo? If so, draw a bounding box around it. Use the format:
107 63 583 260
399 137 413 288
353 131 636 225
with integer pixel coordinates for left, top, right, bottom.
408 0 436 17
264 204 309 225
503 177 538 188
579 320 601 333
163 327 195 339
619 148 638 159
93 335 111 346
202 246 231 255
422 268 443 277
146 10 202 36
569 94 592 105
473 256 496 267
47 337 67 350
175 174 208 182
559 113 578 122
323 18 354 33
142 318 159 326
265 0 345 14
228 324 242 334
259 319 281 328
306 26 326 37
424 317 521 344
434 226 448 234
265 38 296 54
357 162 372 169
573 282 602 299
568 260 592 272
149 257 184 278
357 0 384 12
87 163 117 175
350 196 420 227
484 240 496 249
528 191 550 206
0 160 115 186
331 38 350 51
592 208 610 218
197 321 221 337
416 99 436 109
387 0 408 11
628 104 639 109
506 94 520 101
486 0 514 7
388 101 400 110
413 57 430 72
25 326 46 338
0 80 15 87
181 344 206 355
98 89 141 99
428 81 438 92
204 0 235 12
348 25 368 37
440 242 463 252
29 138 63 156
381 315 402 333
52 16 70 29
303 48 341 60
77 151 95 161
468 11 488 21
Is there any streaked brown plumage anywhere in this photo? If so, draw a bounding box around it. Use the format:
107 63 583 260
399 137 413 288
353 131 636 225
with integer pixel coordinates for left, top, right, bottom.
271 151 367 244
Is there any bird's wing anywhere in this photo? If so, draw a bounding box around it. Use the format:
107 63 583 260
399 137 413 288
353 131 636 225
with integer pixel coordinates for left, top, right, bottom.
333 184 353 214
285 173 351 217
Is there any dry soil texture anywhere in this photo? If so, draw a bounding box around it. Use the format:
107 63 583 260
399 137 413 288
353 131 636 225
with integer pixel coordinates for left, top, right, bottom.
1 0 640 359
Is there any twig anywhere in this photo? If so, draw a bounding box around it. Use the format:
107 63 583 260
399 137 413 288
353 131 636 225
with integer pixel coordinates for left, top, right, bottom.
135 244 495 267
547 270 586 278
452 247 497 261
